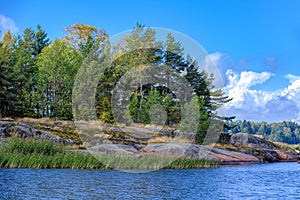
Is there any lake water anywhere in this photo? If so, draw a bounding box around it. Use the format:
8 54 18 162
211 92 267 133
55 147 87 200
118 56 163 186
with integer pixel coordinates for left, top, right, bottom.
1 162 299 199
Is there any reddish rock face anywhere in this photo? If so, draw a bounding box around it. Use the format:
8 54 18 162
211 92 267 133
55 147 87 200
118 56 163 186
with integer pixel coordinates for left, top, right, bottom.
228 133 299 163
229 132 275 149
1 120 299 165
274 150 298 162
209 148 260 165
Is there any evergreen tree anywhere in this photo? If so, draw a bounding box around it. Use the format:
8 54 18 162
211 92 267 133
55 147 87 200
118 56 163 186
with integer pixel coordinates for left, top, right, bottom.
179 96 209 143
0 26 50 118
0 23 234 140
34 25 50 56
0 30 16 117
12 28 36 117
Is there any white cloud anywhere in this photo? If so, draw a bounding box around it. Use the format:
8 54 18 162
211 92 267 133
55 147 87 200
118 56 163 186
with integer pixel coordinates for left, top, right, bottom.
224 70 300 122
0 14 19 34
238 71 274 88
280 79 300 99
280 76 300 121
204 51 300 123
190 51 300 123
225 70 275 109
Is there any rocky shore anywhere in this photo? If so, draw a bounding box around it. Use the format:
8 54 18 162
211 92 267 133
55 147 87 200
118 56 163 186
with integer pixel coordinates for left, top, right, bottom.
0 119 298 165
0 120 80 146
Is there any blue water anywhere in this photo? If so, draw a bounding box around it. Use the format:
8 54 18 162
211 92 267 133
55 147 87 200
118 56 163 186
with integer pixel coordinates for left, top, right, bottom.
0 162 299 199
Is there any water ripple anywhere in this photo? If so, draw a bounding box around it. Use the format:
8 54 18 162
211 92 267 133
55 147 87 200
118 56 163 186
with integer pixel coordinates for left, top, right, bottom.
0 162 300 199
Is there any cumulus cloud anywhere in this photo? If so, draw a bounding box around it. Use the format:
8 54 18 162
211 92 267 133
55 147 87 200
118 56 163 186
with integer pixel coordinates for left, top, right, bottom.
280 76 300 121
225 70 274 109
0 14 19 34
224 70 300 122
203 52 300 122
281 79 300 99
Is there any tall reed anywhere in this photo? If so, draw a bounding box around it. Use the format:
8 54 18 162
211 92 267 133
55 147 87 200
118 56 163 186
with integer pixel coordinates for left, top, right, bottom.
0 139 219 169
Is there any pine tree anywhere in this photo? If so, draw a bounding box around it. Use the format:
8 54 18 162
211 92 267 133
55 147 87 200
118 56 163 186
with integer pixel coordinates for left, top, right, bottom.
97 24 162 123
128 92 140 123
12 28 36 117
0 30 16 117
34 25 50 56
1 26 51 118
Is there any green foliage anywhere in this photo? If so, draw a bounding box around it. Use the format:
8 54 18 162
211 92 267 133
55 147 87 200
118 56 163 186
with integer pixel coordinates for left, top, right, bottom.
96 155 219 170
0 139 219 169
3 139 63 156
179 96 210 143
128 92 140 122
0 139 107 169
229 120 300 144
0 26 50 118
0 30 16 117
162 93 180 125
167 158 220 169
127 88 180 125
0 23 232 134
36 39 80 119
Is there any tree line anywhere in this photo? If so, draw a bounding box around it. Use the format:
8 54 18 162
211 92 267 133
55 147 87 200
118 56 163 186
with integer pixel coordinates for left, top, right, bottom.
227 120 300 144
0 23 232 143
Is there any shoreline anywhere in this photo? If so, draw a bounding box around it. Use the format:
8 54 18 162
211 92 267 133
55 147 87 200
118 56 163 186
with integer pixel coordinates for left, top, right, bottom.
0 119 299 170
0 138 297 170
0 139 220 170
0 159 297 170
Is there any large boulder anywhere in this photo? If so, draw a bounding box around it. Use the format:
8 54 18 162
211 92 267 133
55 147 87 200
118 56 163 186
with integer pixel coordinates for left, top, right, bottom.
142 143 260 164
209 147 260 164
88 144 139 155
173 130 195 140
31 129 79 146
256 149 298 162
158 128 176 137
144 143 192 158
229 132 298 162
230 132 276 149
8 126 34 138
0 121 80 145
0 121 14 137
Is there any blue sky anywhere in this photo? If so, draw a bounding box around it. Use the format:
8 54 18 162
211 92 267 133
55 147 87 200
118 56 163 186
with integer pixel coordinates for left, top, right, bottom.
1 0 300 122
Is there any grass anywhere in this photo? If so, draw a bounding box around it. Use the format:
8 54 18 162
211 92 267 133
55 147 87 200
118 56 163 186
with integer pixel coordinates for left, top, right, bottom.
0 139 107 169
0 139 220 170
168 158 220 169
92 154 220 170
291 145 300 151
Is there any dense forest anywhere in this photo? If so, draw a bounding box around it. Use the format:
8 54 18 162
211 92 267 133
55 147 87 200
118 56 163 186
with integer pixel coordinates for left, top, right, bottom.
1 23 300 145
2 23 300 145
227 120 300 144
0 23 232 143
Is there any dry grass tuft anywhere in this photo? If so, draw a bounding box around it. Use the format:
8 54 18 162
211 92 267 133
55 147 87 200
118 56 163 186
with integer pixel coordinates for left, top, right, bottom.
147 137 171 144
17 117 55 125
147 136 193 144
0 117 14 121
211 143 239 151
273 142 299 154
